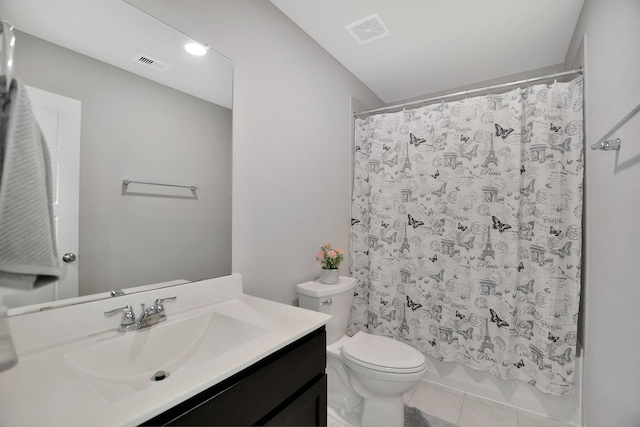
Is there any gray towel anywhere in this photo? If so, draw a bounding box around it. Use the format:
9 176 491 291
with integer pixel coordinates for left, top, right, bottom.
0 79 61 290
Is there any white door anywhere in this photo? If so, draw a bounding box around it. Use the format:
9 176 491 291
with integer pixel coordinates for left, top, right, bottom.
2 86 81 310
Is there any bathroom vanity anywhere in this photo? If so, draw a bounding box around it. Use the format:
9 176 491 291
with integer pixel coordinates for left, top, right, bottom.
0 274 330 426
143 327 327 426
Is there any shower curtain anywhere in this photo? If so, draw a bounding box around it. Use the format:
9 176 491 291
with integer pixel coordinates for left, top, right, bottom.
349 77 583 396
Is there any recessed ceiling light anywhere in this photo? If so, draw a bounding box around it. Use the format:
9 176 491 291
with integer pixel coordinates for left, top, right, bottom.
185 42 208 56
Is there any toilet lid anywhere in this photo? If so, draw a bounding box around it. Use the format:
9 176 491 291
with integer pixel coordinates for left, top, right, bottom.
341 332 426 373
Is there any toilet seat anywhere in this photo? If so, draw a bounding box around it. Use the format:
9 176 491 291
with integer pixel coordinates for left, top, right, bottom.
341 332 426 374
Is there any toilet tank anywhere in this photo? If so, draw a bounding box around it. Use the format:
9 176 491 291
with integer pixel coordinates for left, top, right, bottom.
297 276 357 343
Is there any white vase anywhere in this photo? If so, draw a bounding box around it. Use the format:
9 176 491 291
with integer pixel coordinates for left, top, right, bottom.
319 268 339 285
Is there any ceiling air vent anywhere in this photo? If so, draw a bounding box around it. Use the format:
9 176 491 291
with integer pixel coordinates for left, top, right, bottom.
132 54 171 72
345 13 391 45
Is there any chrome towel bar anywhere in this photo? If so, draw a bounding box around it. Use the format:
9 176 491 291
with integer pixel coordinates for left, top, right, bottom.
122 179 197 191
591 102 640 151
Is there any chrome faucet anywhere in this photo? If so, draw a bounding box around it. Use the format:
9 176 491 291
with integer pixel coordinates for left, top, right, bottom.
105 297 176 332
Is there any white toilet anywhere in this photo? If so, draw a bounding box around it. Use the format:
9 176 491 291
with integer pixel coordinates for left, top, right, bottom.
297 276 426 427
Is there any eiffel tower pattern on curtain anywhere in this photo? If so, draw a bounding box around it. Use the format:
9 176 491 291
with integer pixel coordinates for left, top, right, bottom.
349 77 584 396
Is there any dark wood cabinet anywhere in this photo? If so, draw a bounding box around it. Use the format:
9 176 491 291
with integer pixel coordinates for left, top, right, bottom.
141 327 327 426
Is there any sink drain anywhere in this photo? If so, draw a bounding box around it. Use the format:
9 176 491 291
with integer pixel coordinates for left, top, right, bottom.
151 370 169 381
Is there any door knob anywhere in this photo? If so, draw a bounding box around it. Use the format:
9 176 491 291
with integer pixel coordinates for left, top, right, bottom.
62 253 77 263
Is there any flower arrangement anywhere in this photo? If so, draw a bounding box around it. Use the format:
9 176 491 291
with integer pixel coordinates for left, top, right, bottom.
316 243 344 270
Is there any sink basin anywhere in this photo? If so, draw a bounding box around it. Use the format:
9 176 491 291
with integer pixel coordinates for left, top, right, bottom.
64 310 266 401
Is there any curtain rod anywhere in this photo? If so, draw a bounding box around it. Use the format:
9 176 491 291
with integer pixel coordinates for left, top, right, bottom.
353 68 583 117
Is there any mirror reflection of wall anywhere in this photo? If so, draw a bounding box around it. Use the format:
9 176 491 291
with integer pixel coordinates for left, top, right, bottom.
4 29 232 308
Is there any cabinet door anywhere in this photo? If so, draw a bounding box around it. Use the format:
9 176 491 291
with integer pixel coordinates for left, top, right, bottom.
264 375 327 427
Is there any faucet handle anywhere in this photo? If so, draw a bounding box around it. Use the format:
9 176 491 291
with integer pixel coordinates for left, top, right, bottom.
104 305 135 330
155 297 177 322
104 305 133 317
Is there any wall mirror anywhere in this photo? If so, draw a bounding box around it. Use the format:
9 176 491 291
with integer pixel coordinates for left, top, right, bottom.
0 0 233 315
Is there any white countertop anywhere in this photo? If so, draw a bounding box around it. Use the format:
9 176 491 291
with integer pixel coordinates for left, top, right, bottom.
0 274 331 426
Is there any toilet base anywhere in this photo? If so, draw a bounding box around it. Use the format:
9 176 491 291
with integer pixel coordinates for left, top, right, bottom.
326 335 420 427
327 396 409 427
361 394 404 427
327 405 361 427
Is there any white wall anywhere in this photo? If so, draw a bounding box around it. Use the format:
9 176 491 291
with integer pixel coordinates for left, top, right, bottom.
226 1 384 304
13 31 233 296
564 1 640 426
222 5 383 308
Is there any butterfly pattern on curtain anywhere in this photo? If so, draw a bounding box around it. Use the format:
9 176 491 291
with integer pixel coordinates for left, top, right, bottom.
349 77 583 396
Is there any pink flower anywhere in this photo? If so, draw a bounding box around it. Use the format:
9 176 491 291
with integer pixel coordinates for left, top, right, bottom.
335 248 344 255
323 242 332 249
327 250 337 259
316 250 324 260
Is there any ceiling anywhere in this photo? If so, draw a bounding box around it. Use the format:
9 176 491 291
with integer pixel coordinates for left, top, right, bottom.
270 0 585 104
1 1 584 109
0 0 233 108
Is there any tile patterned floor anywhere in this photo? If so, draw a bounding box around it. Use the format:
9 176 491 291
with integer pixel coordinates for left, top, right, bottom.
329 380 576 427
405 382 576 427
